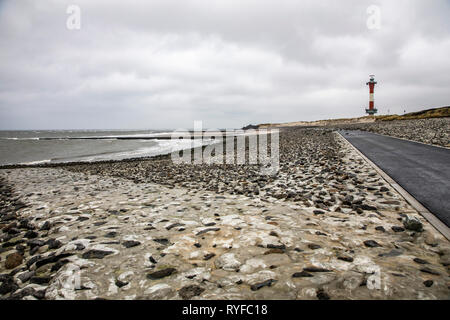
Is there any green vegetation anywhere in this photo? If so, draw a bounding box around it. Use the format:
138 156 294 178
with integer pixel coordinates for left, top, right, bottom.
249 106 450 129
375 106 450 121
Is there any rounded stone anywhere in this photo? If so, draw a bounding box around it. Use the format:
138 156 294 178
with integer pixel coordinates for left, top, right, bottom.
5 252 23 269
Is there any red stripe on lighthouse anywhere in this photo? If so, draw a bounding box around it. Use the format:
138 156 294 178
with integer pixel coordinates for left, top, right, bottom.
369 83 375 110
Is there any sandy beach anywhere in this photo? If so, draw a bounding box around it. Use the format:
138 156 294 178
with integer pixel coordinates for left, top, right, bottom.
1 122 449 300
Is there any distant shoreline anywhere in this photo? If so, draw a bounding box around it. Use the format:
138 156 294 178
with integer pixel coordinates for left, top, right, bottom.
245 106 450 129
1 116 448 169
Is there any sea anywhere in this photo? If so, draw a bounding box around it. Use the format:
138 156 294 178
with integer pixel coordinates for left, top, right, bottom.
0 130 211 166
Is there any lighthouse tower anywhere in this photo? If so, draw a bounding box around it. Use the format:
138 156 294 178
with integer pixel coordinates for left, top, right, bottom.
365 75 378 115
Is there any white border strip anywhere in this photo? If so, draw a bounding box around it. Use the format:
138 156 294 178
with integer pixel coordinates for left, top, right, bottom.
337 131 450 241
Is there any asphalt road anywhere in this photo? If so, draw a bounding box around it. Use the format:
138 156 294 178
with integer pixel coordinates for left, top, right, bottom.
340 130 450 227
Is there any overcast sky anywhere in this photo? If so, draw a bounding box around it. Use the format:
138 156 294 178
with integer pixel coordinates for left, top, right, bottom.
0 0 449 130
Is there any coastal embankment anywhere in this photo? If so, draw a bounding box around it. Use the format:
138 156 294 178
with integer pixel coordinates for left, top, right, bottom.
1 122 449 299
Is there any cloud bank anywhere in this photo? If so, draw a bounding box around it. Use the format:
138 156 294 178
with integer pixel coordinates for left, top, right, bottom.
0 0 449 129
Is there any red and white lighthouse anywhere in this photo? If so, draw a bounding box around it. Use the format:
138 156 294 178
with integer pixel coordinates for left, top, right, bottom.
365 75 378 115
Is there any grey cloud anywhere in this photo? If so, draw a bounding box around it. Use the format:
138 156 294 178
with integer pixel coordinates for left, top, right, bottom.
0 0 449 129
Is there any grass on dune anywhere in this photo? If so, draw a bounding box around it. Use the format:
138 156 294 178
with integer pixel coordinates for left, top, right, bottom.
376 106 450 121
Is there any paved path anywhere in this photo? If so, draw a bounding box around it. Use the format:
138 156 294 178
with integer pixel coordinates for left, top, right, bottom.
340 130 450 227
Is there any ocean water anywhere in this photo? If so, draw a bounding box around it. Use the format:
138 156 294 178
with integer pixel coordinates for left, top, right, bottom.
0 130 209 166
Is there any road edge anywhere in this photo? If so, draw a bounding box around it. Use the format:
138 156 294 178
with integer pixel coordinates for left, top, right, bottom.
336 131 450 241
357 130 450 150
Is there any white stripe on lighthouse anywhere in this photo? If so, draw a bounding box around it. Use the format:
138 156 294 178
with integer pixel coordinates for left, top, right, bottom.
370 93 374 101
